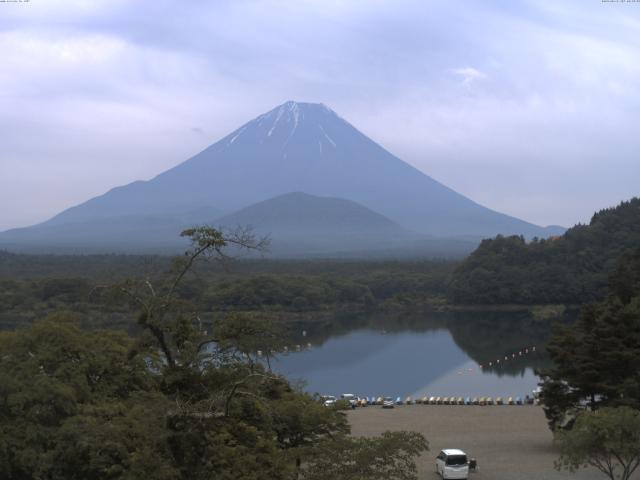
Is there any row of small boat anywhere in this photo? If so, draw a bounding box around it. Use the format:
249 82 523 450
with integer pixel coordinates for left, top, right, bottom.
356 395 537 406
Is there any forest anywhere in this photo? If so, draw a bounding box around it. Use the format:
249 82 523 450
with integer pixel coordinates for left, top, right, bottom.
448 198 640 305
0 228 430 480
0 253 454 331
539 247 640 427
3 198 640 336
3 198 640 335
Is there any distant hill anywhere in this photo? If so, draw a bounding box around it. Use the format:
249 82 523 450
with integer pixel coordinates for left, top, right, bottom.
217 192 402 234
217 192 478 258
0 100 563 255
215 192 406 255
448 198 640 305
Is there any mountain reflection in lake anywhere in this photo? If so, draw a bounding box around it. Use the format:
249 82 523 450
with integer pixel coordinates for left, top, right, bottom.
272 310 562 398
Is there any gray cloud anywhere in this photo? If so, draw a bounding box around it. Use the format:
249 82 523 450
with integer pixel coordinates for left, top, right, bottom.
1 0 639 230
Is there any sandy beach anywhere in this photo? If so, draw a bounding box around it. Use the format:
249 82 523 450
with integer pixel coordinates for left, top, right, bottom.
348 405 634 480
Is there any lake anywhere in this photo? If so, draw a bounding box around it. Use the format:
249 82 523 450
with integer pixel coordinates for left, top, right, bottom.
272 309 556 399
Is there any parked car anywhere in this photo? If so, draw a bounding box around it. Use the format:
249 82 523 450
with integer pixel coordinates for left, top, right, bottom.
436 449 469 479
382 396 395 408
321 395 336 407
340 393 358 408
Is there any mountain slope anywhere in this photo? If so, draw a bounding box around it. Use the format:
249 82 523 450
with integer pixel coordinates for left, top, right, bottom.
0 206 222 254
1 101 563 254
37 101 560 236
0 215 200 254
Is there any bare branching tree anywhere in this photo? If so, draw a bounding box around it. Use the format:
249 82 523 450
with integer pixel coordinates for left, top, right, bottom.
115 226 269 368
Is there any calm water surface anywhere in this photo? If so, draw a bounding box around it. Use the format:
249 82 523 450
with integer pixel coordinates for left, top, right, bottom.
272 311 554 399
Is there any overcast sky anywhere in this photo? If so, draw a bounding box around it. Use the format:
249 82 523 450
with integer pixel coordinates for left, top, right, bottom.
2 0 639 231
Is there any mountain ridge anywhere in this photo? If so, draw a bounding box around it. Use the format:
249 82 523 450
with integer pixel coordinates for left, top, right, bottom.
0 101 565 255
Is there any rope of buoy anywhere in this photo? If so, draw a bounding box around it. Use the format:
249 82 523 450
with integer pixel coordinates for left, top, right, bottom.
479 346 537 370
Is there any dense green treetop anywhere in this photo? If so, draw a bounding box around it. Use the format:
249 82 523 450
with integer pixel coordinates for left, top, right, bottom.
0 227 429 479
539 248 640 430
449 198 640 305
0 256 453 331
554 407 640 480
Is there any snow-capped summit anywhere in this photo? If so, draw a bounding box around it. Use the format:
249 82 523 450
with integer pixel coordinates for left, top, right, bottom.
220 101 344 155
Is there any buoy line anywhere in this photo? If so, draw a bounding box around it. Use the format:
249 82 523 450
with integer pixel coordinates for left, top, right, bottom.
479 346 537 369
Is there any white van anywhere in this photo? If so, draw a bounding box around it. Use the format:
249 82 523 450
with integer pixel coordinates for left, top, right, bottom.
436 449 469 479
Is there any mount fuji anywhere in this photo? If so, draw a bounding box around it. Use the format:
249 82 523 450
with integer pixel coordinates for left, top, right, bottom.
0 101 563 256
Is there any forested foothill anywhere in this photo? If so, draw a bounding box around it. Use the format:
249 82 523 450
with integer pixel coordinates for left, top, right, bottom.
448 198 640 305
